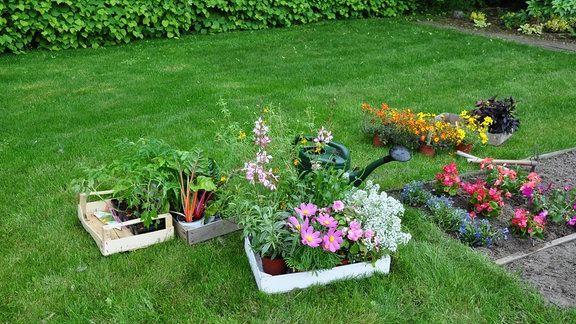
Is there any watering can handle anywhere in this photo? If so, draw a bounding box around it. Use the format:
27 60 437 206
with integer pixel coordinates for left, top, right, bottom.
292 135 350 160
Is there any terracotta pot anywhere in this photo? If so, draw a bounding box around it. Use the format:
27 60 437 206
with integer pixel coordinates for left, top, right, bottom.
418 144 435 157
456 142 473 153
372 132 384 147
261 256 287 275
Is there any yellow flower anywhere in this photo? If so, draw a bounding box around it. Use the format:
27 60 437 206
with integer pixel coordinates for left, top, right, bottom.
220 176 226 182
238 131 246 140
301 138 308 144
293 159 300 166
263 108 269 113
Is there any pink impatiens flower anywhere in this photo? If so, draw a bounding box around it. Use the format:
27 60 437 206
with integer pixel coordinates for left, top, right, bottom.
347 220 363 241
332 200 345 211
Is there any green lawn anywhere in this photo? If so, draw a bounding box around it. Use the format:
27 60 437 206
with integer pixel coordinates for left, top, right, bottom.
1 17 575 322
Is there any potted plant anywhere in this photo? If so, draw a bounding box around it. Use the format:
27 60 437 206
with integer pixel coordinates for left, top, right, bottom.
174 149 221 228
72 138 220 234
470 96 520 145
451 110 493 152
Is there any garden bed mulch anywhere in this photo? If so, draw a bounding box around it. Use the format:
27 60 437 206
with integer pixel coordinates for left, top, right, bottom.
394 148 576 308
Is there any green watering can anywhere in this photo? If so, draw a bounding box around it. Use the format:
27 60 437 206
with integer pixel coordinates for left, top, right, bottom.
295 136 411 187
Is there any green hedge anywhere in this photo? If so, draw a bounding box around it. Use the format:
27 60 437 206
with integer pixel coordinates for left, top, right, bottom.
0 0 417 53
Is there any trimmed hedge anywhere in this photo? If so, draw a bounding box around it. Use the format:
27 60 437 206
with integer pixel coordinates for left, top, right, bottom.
1 0 417 53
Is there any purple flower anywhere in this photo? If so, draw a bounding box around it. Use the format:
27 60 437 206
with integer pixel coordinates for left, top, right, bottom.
295 203 317 218
568 216 576 226
564 185 572 191
317 213 337 228
322 228 343 252
301 225 322 248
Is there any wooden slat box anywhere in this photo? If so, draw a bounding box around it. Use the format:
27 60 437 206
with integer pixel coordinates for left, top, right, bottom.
174 217 241 246
77 191 174 256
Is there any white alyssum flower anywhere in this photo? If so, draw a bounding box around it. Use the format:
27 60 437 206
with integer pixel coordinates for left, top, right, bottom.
346 181 411 253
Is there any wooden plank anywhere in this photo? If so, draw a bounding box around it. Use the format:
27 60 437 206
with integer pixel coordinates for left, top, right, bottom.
495 232 576 265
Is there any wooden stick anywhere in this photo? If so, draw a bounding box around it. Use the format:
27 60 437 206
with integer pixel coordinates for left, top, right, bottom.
456 150 538 166
495 232 576 265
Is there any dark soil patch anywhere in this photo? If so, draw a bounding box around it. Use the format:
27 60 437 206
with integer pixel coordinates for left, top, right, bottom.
419 8 576 52
395 148 576 308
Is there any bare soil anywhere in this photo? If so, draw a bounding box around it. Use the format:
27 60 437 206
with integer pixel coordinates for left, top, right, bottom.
420 8 576 52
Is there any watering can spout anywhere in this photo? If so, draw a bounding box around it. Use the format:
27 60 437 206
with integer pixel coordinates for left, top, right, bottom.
348 146 411 187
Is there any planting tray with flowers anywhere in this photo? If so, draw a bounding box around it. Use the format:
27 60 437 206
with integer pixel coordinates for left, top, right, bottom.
244 237 391 294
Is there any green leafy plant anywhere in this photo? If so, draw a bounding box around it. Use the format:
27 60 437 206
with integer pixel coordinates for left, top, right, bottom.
470 96 521 134
470 11 491 28
518 23 544 35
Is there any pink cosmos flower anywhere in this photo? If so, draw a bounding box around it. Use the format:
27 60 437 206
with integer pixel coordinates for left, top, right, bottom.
317 213 337 228
301 225 322 248
287 216 305 232
332 200 345 211
295 203 317 218
322 228 343 252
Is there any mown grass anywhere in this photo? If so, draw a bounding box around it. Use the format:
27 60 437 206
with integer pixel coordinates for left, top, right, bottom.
1 17 575 322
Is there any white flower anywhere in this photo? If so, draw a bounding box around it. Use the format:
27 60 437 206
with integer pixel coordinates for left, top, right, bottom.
345 181 411 253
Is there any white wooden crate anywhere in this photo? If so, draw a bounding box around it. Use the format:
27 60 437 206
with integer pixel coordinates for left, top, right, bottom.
77 191 174 256
244 238 390 294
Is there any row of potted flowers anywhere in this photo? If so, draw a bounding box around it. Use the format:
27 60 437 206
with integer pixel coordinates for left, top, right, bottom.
361 96 521 155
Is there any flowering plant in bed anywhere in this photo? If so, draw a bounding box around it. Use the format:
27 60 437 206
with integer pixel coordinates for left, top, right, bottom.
435 162 461 196
510 208 547 239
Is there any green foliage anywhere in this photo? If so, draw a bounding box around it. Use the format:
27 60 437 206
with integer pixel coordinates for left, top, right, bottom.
527 0 576 20
0 0 418 53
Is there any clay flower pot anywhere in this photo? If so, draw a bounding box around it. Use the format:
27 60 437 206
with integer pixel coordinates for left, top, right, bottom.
418 144 435 157
372 132 385 147
261 256 287 275
456 142 473 153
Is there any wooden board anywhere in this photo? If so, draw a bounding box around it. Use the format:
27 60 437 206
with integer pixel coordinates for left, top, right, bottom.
78 192 174 256
174 217 241 246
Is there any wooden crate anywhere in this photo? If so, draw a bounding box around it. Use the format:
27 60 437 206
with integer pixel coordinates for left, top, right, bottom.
244 238 390 294
174 217 241 246
77 191 174 256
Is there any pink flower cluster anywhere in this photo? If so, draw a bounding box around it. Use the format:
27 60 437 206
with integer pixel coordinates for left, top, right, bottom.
288 201 378 253
510 208 547 238
435 162 461 196
243 117 278 190
519 172 541 203
462 179 504 218
313 126 333 145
